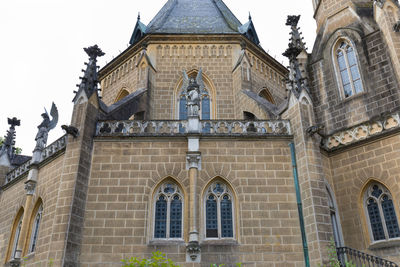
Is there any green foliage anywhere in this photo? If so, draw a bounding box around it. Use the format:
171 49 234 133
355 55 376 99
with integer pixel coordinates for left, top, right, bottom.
121 251 179 267
0 137 22 154
319 239 358 267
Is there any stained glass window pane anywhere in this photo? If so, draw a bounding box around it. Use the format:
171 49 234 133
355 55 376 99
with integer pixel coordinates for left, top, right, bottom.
343 84 352 98
354 80 363 94
382 196 400 239
367 199 385 241
170 196 182 238
179 96 187 133
202 96 211 133
371 185 382 199
206 196 218 238
337 53 346 71
340 70 350 86
155 197 167 238
347 48 356 66
30 212 42 252
221 196 233 238
350 66 360 81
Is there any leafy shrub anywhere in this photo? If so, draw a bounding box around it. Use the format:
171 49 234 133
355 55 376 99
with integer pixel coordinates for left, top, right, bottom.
121 251 178 267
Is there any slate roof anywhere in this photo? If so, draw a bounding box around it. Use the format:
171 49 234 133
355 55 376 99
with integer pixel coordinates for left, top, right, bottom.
146 0 243 34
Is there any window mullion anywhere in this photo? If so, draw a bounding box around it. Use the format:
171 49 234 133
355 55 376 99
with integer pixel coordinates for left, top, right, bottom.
166 197 171 239
217 197 221 239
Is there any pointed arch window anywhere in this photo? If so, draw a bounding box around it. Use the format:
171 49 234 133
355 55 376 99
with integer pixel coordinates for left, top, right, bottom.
204 181 234 239
364 183 400 242
154 182 183 239
334 40 364 98
10 212 23 260
29 204 43 253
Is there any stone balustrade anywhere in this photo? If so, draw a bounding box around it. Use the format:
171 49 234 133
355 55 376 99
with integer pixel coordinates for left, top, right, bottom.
96 120 292 136
4 135 67 186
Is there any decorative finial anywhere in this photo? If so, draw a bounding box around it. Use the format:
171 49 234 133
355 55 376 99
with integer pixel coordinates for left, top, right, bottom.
138 12 141 21
249 12 252 21
0 117 21 164
83 45 105 60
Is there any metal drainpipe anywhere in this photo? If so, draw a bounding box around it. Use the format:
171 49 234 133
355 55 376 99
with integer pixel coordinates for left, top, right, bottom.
289 142 310 267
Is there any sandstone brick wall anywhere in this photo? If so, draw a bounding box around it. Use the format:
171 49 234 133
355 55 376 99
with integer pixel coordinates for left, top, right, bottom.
0 154 65 266
309 29 400 134
327 134 400 263
80 139 304 267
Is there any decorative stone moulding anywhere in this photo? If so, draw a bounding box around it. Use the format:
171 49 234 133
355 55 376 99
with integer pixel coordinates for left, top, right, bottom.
4 135 67 186
96 120 292 137
323 112 400 150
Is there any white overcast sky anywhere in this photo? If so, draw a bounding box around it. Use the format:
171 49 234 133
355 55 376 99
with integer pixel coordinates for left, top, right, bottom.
0 0 316 154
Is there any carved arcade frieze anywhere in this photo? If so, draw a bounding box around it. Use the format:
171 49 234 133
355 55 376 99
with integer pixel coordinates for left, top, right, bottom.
323 112 400 151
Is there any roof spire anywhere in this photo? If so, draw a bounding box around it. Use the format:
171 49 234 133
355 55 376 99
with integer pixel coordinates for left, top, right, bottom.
0 117 20 166
282 15 309 99
137 12 141 21
73 45 105 102
248 12 252 21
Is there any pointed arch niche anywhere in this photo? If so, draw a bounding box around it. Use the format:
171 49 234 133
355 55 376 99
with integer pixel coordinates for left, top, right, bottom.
5 207 24 262
360 180 400 245
201 177 239 241
150 177 187 242
114 88 130 103
258 88 275 104
173 69 216 120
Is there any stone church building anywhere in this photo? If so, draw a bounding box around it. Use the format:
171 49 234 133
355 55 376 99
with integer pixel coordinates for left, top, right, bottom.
1 0 400 266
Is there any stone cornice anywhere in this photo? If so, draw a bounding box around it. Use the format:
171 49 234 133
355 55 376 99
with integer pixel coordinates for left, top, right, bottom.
98 34 288 80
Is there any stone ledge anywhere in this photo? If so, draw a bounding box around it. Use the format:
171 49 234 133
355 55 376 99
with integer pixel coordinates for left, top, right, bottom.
369 238 400 250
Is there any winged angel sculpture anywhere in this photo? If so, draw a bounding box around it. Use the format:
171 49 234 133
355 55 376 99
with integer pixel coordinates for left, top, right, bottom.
182 68 205 117
34 102 58 151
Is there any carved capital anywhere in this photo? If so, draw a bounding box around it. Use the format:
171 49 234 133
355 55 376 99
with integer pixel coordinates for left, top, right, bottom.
24 180 37 195
186 241 201 262
186 152 201 170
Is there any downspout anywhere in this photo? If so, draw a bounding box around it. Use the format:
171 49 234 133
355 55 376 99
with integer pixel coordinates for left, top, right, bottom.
289 142 310 267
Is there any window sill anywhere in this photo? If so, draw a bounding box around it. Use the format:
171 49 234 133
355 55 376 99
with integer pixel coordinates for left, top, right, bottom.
201 239 238 246
342 91 366 103
369 238 400 250
148 239 185 246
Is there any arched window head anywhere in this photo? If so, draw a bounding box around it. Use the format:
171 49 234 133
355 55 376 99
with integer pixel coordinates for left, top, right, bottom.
364 183 400 242
334 39 364 98
29 204 43 253
258 88 275 104
154 181 183 239
204 181 234 239
114 88 129 103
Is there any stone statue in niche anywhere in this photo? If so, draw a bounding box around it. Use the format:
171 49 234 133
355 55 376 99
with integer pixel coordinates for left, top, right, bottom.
182 68 205 117
34 102 58 151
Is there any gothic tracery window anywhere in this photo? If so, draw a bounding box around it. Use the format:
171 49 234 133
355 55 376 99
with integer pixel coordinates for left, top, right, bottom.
29 204 43 253
364 183 400 242
334 40 364 98
154 182 183 239
204 181 234 239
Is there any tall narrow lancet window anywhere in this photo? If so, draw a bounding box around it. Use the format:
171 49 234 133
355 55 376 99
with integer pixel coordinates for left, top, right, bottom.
11 214 23 259
29 204 43 253
154 182 183 239
327 187 343 247
334 40 364 98
364 183 400 242
205 181 234 239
